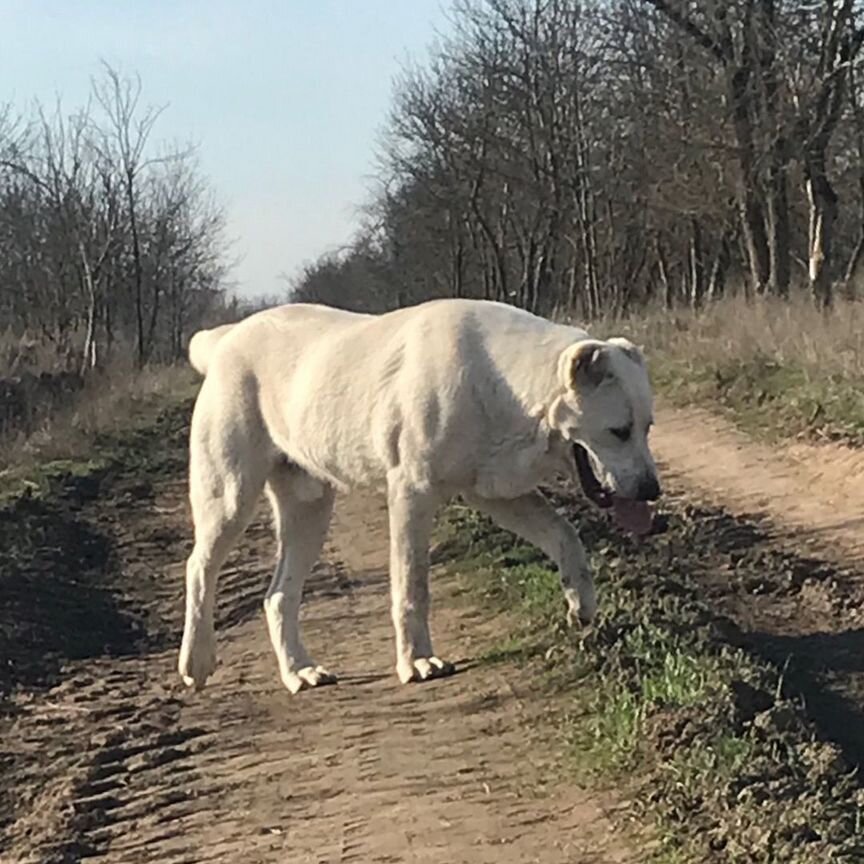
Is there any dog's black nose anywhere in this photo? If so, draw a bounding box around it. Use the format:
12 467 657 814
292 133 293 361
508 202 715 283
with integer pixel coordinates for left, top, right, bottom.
636 475 661 502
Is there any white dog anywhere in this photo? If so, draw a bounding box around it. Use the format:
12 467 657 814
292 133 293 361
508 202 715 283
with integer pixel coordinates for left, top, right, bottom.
179 299 660 693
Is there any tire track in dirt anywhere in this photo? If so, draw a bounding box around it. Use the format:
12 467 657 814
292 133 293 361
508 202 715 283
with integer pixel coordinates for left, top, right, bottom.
654 405 864 569
652 404 864 767
1 447 638 863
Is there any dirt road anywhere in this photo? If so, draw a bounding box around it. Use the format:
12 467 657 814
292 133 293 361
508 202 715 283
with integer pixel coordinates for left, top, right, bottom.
7 399 864 863
0 448 636 863
648 403 864 766
653 405 864 569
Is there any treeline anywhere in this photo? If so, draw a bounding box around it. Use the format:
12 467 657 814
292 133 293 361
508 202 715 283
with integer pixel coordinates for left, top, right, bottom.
0 65 231 372
293 0 864 316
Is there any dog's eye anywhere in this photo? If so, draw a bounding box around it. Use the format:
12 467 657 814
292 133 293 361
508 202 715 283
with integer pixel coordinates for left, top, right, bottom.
610 425 632 442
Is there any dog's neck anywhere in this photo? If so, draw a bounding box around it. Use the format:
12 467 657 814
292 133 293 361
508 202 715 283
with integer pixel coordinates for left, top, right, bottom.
529 400 563 454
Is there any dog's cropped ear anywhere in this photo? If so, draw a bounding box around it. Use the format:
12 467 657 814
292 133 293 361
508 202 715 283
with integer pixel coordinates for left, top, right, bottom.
607 337 645 367
558 340 609 390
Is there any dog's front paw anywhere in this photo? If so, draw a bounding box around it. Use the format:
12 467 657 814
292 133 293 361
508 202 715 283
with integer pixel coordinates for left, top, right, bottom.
282 664 338 695
396 656 456 684
565 585 597 627
178 626 216 689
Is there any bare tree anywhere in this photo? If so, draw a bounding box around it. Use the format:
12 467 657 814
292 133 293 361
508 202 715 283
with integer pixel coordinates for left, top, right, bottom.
290 0 864 317
0 66 231 371
92 64 166 364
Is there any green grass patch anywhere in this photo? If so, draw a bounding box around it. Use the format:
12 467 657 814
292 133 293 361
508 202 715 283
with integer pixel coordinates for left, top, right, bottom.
0 385 195 508
0 361 199 501
437 497 864 862
652 353 864 446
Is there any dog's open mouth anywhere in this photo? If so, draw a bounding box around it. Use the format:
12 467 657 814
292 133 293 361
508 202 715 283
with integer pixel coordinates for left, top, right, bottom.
572 444 654 536
573 443 613 509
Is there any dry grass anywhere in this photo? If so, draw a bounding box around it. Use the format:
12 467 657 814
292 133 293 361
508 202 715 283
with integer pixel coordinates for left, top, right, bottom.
609 294 864 378
0 329 78 376
5 292 862 481
584 294 864 445
0 359 198 479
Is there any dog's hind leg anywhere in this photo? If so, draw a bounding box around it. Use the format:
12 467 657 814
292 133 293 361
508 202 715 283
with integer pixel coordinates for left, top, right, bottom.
387 476 454 684
465 491 597 626
263 461 336 694
179 391 269 689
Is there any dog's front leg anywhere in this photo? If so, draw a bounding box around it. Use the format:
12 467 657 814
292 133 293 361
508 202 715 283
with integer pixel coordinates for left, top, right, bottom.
465 492 597 626
387 476 455 683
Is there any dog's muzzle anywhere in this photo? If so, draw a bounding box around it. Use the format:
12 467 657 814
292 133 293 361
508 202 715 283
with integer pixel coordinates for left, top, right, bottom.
572 444 661 537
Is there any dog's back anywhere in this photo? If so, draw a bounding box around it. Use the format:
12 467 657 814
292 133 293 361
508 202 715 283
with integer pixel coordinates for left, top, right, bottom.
188 323 238 375
187 305 369 377
188 299 590 493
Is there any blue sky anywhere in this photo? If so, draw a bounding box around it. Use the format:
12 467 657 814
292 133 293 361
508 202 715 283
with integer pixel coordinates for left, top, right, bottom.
0 1 449 298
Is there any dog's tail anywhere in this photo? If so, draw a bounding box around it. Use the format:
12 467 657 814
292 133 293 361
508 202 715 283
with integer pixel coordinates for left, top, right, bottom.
188 322 238 376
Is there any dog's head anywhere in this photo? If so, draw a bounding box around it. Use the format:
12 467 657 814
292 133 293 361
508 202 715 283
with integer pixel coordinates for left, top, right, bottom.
549 337 660 533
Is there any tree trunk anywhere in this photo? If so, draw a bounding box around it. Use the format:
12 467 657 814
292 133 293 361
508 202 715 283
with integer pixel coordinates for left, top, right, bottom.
807 165 838 309
688 218 704 309
656 237 672 310
452 232 464 299
470 203 508 303
739 196 770 296
125 175 147 366
729 66 771 295
844 58 864 299
104 292 114 360
78 242 99 374
567 259 578 312
766 151 791 297
843 229 864 299
843 162 864 298
574 87 600 316
707 231 731 301
81 294 98 374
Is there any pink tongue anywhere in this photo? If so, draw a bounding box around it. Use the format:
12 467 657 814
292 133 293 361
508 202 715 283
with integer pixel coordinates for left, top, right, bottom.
612 499 653 536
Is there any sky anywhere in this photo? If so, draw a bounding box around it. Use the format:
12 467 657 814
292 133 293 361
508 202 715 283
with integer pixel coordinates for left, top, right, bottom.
0 1 449 298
